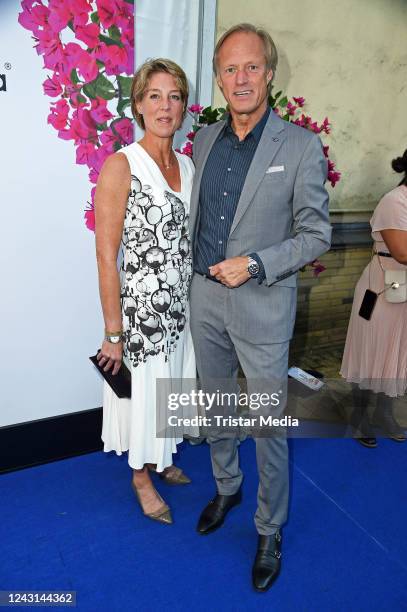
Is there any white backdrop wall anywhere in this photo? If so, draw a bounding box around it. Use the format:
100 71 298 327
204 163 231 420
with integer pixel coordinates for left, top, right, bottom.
136 0 216 146
0 1 215 428
0 1 102 428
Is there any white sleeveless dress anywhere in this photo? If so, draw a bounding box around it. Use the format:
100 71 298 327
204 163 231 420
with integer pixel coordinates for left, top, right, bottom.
101 142 198 471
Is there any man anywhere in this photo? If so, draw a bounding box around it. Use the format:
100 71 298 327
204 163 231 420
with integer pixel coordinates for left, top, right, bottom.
189 23 331 592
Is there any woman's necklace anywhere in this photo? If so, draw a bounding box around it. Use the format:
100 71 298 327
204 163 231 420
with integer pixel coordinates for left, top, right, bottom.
154 153 175 170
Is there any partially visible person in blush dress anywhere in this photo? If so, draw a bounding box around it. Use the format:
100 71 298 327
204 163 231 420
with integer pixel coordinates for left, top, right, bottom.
340 150 407 447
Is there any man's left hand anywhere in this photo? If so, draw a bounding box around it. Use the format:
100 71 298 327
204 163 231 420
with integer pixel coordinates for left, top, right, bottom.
209 256 250 288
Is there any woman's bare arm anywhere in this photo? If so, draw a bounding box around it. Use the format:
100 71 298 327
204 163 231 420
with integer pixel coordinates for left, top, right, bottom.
95 152 130 373
380 229 407 265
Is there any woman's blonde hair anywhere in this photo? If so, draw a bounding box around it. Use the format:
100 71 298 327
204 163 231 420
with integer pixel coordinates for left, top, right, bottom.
131 58 189 130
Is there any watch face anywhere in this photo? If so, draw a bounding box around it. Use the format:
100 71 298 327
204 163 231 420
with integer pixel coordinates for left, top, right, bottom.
107 335 121 344
248 262 259 276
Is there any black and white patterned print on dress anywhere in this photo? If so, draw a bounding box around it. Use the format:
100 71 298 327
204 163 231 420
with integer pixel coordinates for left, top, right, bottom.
120 150 193 368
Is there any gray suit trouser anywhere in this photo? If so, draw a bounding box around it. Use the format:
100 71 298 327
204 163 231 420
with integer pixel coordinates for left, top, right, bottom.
190 273 289 535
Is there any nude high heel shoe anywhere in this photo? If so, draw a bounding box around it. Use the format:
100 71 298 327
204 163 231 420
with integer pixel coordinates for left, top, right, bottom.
131 482 173 525
148 464 192 485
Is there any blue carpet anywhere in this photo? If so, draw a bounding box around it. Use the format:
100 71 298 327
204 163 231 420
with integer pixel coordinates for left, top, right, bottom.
1 438 406 611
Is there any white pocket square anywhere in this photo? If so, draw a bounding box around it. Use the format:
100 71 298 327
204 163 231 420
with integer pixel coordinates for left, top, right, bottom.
266 165 285 174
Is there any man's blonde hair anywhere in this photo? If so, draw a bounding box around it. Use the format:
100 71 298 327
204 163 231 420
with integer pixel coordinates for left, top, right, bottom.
213 23 278 94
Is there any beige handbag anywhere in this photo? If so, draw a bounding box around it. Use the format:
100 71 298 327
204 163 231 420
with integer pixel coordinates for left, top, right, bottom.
384 269 407 303
376 251 407 303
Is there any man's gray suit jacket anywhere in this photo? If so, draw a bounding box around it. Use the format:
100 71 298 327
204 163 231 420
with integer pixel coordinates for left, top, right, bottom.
189 110 332 345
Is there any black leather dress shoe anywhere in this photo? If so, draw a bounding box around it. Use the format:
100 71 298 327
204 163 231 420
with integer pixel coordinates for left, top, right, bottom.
196 490 242 535
252 532 282 592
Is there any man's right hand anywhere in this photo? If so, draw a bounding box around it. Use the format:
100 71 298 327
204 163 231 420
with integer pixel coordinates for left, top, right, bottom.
97 339 123 375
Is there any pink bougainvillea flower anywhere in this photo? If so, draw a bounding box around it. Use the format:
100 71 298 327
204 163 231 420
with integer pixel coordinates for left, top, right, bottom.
90 98 114 124
70 89 89 108
113 0 134 29
89 144 114 172
328 170 341 187
293 115 305 127
323 145 329 158
77 51 99 82
293 96 305 107
124 45 134 74
19 0 135 232
18 1 49 34
309 121 321 134
42 73 62 97
321 117 331 134
58 108 97 144
48 0 91 32
96 0 118 29
286 101 297 116
181 141 193 157
76 107 98 138
71 0 92 27
75 23 100 49
35 29 64 70
186 131 196 141
112 117 133 145
188 104 204 114
48 98 70 129
100 127 117 147
89 166 100 184
96 43 128 75
47 0 71 32
121 23 134 49
311 260 326 277
64 42 99 83
76 142 97 165
84 208 95 231
273 107 280 115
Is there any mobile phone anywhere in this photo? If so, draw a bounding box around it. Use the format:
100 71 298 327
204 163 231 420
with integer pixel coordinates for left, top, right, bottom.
358 289 377 320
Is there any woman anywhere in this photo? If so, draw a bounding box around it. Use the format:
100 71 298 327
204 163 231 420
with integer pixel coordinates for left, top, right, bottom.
340 150 407 447
95 59 198 523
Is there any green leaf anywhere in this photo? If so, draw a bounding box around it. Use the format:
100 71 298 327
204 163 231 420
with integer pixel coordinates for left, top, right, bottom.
282 113 290 121
83 73 116 100
99 34 124 48
123 0 134 4
268 94 276 107
90 11 100 23
70 69 81 85
279 96 288 107
117 75 132 98
108 26 121 41
113 141 123 152
74 94 87 105
117 98 131 115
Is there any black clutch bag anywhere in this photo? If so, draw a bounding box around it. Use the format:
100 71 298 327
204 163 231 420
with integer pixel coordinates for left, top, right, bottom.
89 353 132 399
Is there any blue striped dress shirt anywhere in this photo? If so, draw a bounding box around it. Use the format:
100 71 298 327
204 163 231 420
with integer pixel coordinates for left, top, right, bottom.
194 107 270 282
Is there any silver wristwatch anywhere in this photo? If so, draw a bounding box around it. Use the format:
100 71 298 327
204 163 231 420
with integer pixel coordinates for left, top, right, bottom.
247 256 260 278
105 334 123 344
